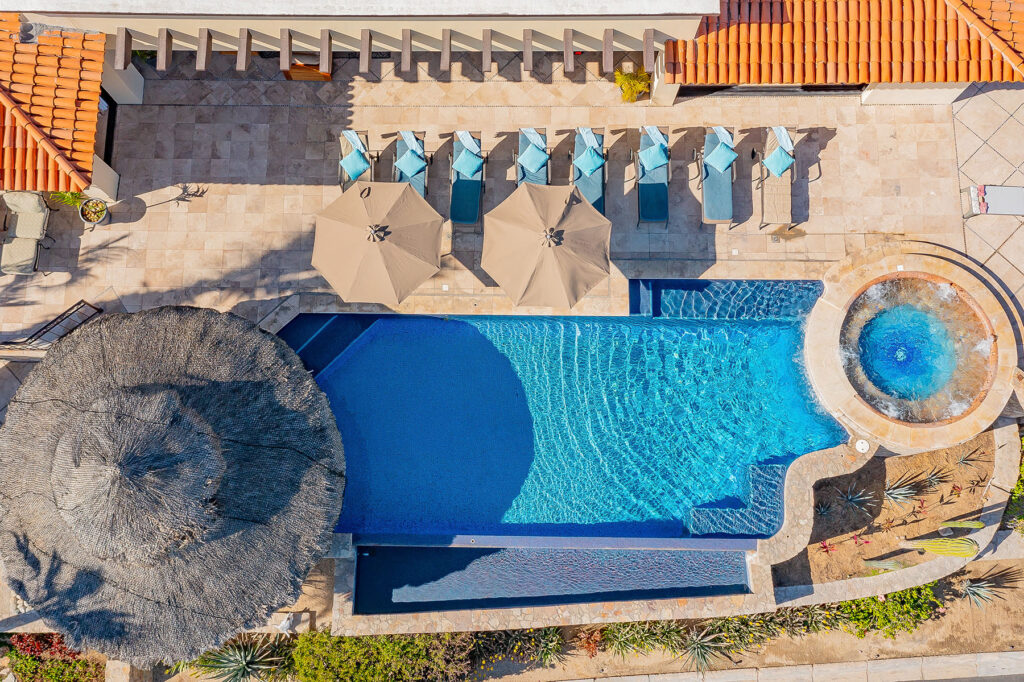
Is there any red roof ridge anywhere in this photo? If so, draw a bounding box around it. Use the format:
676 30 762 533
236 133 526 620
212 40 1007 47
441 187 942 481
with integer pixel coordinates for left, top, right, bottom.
948 0 1024 75
0 86 90 189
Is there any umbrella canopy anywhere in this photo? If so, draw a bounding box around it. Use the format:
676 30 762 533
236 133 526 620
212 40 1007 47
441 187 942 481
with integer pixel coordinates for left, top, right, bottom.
0 306 344 667
482 184 611 308
313 181 443 305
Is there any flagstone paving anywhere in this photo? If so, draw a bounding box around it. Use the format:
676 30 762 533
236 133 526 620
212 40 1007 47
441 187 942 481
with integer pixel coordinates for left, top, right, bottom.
0 51 967 337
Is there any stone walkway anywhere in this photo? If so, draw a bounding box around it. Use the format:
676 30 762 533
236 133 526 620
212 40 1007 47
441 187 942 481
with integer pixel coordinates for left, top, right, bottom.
566 649 1024 681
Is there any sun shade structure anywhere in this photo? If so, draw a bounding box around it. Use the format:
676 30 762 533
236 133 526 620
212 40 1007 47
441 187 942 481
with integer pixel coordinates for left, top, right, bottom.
313 181 443 305
482 183 611 308
0 306 345 667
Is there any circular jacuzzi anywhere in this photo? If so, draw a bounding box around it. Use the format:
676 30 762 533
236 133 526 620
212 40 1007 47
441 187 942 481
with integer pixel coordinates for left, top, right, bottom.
839 275 996 425
803 242 1019 455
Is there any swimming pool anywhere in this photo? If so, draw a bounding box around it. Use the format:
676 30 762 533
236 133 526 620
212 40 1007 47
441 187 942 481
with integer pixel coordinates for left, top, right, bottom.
282 280 846 543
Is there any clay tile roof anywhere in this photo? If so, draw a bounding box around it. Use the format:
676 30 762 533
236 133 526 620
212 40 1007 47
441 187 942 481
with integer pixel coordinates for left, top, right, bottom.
0 13 103 192
665 0 1024 86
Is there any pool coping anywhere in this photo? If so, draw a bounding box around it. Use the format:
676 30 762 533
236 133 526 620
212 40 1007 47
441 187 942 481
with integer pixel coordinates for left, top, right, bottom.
804 241 1020 455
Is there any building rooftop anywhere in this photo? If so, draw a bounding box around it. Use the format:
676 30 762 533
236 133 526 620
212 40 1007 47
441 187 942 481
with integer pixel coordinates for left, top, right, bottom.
0 13 102 192
665 0 1024 86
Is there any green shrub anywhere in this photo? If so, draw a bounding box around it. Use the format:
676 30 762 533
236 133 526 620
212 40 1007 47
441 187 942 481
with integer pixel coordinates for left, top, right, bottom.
600 620 683 657
291 630 472 682
837 583 942 639
472 627 564 669
614 68 651 102
172 634 292 682
8 651 104 682
1003 440 1024 534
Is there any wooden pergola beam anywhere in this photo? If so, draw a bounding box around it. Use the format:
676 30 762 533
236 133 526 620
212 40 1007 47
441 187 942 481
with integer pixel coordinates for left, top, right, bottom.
196 28 213 72
280 28 293 72
156 28 172 71
522 29 533 74
359 29 372 73
401 28 412 72
236 28 252 71
114 27 131 70
563 28 574 74
481 29 492 74
440 28 451 72
643 28 655 72
602 29 614 75
320 29 333 76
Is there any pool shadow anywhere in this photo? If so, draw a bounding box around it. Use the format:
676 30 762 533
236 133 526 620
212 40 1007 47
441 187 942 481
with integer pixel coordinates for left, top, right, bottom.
318 316 535 537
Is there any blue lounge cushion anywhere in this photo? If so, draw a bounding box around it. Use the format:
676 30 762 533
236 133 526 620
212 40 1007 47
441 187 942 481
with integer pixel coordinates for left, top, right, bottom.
341 150 370 181
762 146 795 178
395 150 427 178
705 141 738 174
452 149 484 177
573 145 605 177
638 143 669 172
518 143 550 174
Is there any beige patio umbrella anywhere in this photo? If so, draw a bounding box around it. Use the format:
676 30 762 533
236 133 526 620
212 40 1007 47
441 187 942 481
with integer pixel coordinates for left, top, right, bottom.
313 181 443 305
482 183 611 308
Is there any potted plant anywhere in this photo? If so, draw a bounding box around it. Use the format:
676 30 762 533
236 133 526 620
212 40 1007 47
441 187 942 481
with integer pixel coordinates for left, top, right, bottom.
49 191 108 226
615 67 651 103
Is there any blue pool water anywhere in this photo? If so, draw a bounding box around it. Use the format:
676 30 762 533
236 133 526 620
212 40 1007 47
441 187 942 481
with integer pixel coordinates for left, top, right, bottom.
858 304 956 401
294 280 846 541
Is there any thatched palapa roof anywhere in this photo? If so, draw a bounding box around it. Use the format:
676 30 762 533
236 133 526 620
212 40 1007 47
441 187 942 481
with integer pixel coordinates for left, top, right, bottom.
0 306 345 667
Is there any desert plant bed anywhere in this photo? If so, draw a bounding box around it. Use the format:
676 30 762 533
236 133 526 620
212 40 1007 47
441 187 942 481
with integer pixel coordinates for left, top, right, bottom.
773 430 995 587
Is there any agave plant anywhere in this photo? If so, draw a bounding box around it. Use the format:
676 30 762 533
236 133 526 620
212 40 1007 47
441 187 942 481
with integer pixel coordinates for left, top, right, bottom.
883 473 919 509
863 558 905 573
955 448 986 469
182 634 292 682
814 500 832 517
676 625 730 671
836 483 876 517
960 579 997 607
600 620 681 657
920 467 953 492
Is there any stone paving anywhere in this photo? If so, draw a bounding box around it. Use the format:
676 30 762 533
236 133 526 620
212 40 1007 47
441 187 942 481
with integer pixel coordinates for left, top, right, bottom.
0 50 965 338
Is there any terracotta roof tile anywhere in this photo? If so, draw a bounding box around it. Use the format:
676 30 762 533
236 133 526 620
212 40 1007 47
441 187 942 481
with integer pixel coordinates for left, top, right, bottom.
665 0 1024 85
0 13 101 192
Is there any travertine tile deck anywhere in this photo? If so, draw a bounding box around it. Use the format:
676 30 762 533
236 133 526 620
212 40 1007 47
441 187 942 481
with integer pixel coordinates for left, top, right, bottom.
0 51 965 338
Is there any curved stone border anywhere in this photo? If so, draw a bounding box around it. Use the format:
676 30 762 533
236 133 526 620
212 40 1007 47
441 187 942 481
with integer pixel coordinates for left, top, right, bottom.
805 242 1019 455
774 419 1021 607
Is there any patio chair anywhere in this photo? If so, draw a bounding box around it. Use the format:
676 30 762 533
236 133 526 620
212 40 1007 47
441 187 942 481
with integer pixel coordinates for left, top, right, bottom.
756 126 796 229
630 125 670 225
0 236 39 275
963 185 1024 219
570 127 607 214
514 127 550 186
2 191 51 241
392 130 431 198
697 126 737 226
449 130 487 226
338 130 377 190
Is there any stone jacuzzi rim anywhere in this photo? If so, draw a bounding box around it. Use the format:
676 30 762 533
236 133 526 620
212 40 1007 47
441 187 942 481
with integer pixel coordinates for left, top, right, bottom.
839 271 999 428
804 244 1019 455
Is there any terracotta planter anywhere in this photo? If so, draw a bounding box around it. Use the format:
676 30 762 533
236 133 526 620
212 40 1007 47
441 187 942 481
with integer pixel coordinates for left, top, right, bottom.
79 198 108 226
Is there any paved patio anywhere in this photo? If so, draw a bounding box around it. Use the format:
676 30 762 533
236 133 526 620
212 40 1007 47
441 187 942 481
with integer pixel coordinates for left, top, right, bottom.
0 50 968 337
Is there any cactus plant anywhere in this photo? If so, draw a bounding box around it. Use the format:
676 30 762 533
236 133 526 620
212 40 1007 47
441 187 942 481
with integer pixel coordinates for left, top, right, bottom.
863 559 904 572
904 537 979 557
939 520 985 529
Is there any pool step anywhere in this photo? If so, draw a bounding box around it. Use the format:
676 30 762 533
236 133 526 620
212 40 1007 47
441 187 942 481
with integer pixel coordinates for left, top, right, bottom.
277 313 382 375
688 464 788 538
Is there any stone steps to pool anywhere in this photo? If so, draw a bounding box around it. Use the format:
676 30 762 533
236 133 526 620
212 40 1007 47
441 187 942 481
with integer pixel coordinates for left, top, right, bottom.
688 464 788 538
277 313 382 376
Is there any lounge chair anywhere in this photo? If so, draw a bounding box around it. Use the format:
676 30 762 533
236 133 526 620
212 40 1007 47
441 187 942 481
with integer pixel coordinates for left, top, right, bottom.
630 125 670 225
697 126 737 226
449 130 487 226
514 127 550 186
757 126 796 228
2 191 51 241
1 236 40 275
338 130 377 190
392 130 431 197
570 127 607 214
963 185 1024 219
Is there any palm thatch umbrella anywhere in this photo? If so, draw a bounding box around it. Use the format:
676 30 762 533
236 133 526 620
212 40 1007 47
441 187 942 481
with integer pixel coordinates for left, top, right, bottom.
0 306 344 667
313 181 443 305
482 184 611 308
